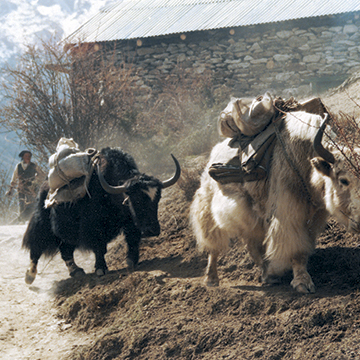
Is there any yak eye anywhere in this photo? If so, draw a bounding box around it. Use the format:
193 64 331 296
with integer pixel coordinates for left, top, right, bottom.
339 178 349 186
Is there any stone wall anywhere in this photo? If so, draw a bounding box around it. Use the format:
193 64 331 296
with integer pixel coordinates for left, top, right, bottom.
105 12 360 100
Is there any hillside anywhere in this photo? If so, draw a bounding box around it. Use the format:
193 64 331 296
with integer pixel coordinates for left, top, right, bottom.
1 77 360 359
54 78 360 359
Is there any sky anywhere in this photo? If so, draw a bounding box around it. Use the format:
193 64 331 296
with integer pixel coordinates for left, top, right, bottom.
0 0 115 64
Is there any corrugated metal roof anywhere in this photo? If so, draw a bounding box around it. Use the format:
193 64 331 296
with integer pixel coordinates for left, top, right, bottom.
66 0 360 43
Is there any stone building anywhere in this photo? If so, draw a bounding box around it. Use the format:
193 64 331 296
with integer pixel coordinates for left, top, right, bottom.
67 0 360 99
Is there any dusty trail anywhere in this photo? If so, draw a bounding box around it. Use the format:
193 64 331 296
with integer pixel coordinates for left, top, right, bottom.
0 225 94 360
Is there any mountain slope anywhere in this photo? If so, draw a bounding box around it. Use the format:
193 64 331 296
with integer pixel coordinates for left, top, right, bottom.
0 0 115 174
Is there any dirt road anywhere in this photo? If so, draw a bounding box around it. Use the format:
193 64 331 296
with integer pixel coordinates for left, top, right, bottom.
0 225 94 360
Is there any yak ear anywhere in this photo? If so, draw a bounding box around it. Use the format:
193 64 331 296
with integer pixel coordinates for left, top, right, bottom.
311 157 333 177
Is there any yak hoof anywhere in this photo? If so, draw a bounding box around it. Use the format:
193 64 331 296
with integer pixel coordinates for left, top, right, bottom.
293 283 316 294
126 259 135 273
25 269 36 285
204 276 219 287
95 268 108 277
70 267 86 278
291 279 316 294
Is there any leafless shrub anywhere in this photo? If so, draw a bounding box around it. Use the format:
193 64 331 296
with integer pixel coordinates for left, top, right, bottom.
0 37 138 164
327 100 360 179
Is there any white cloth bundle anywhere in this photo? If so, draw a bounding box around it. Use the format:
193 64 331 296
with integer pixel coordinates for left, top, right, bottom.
48 138 91 191
219 92 275 137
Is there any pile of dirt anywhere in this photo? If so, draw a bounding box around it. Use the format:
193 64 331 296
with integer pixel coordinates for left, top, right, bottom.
53 194 360 360
51 81 360 360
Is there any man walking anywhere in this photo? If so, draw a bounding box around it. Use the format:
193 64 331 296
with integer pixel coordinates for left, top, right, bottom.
6 150 44 223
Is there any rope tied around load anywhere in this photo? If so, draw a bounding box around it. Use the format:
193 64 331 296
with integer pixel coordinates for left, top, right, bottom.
209 94 329 200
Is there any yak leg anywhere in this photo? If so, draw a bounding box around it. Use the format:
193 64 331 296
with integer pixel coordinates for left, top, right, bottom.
204 250 220 287
261 260 282 285
94 243 109 276
23 207 55 284
25 257 38 285
290 253 315 294
124 226 141 272
59 243 85 278
25 241 46 285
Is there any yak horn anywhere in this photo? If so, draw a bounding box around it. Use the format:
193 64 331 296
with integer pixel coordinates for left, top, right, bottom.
313 114 335 164
161 154 181 189
96 163 127 194
96 154 180 194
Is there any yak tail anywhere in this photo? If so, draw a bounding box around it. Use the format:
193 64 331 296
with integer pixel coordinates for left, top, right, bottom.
22 217 60 257
22 214 60 256
22 183 60 258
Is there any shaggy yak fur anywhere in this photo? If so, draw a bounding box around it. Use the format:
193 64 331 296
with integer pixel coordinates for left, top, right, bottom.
191 111 360 293
22 147 179 284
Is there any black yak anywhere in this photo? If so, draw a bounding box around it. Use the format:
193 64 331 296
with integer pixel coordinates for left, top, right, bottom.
23 147 180 284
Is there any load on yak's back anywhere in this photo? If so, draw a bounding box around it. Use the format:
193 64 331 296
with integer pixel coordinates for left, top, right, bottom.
191 92 360 294
45 137 98 207
218 91 275 138
209 92 328 184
